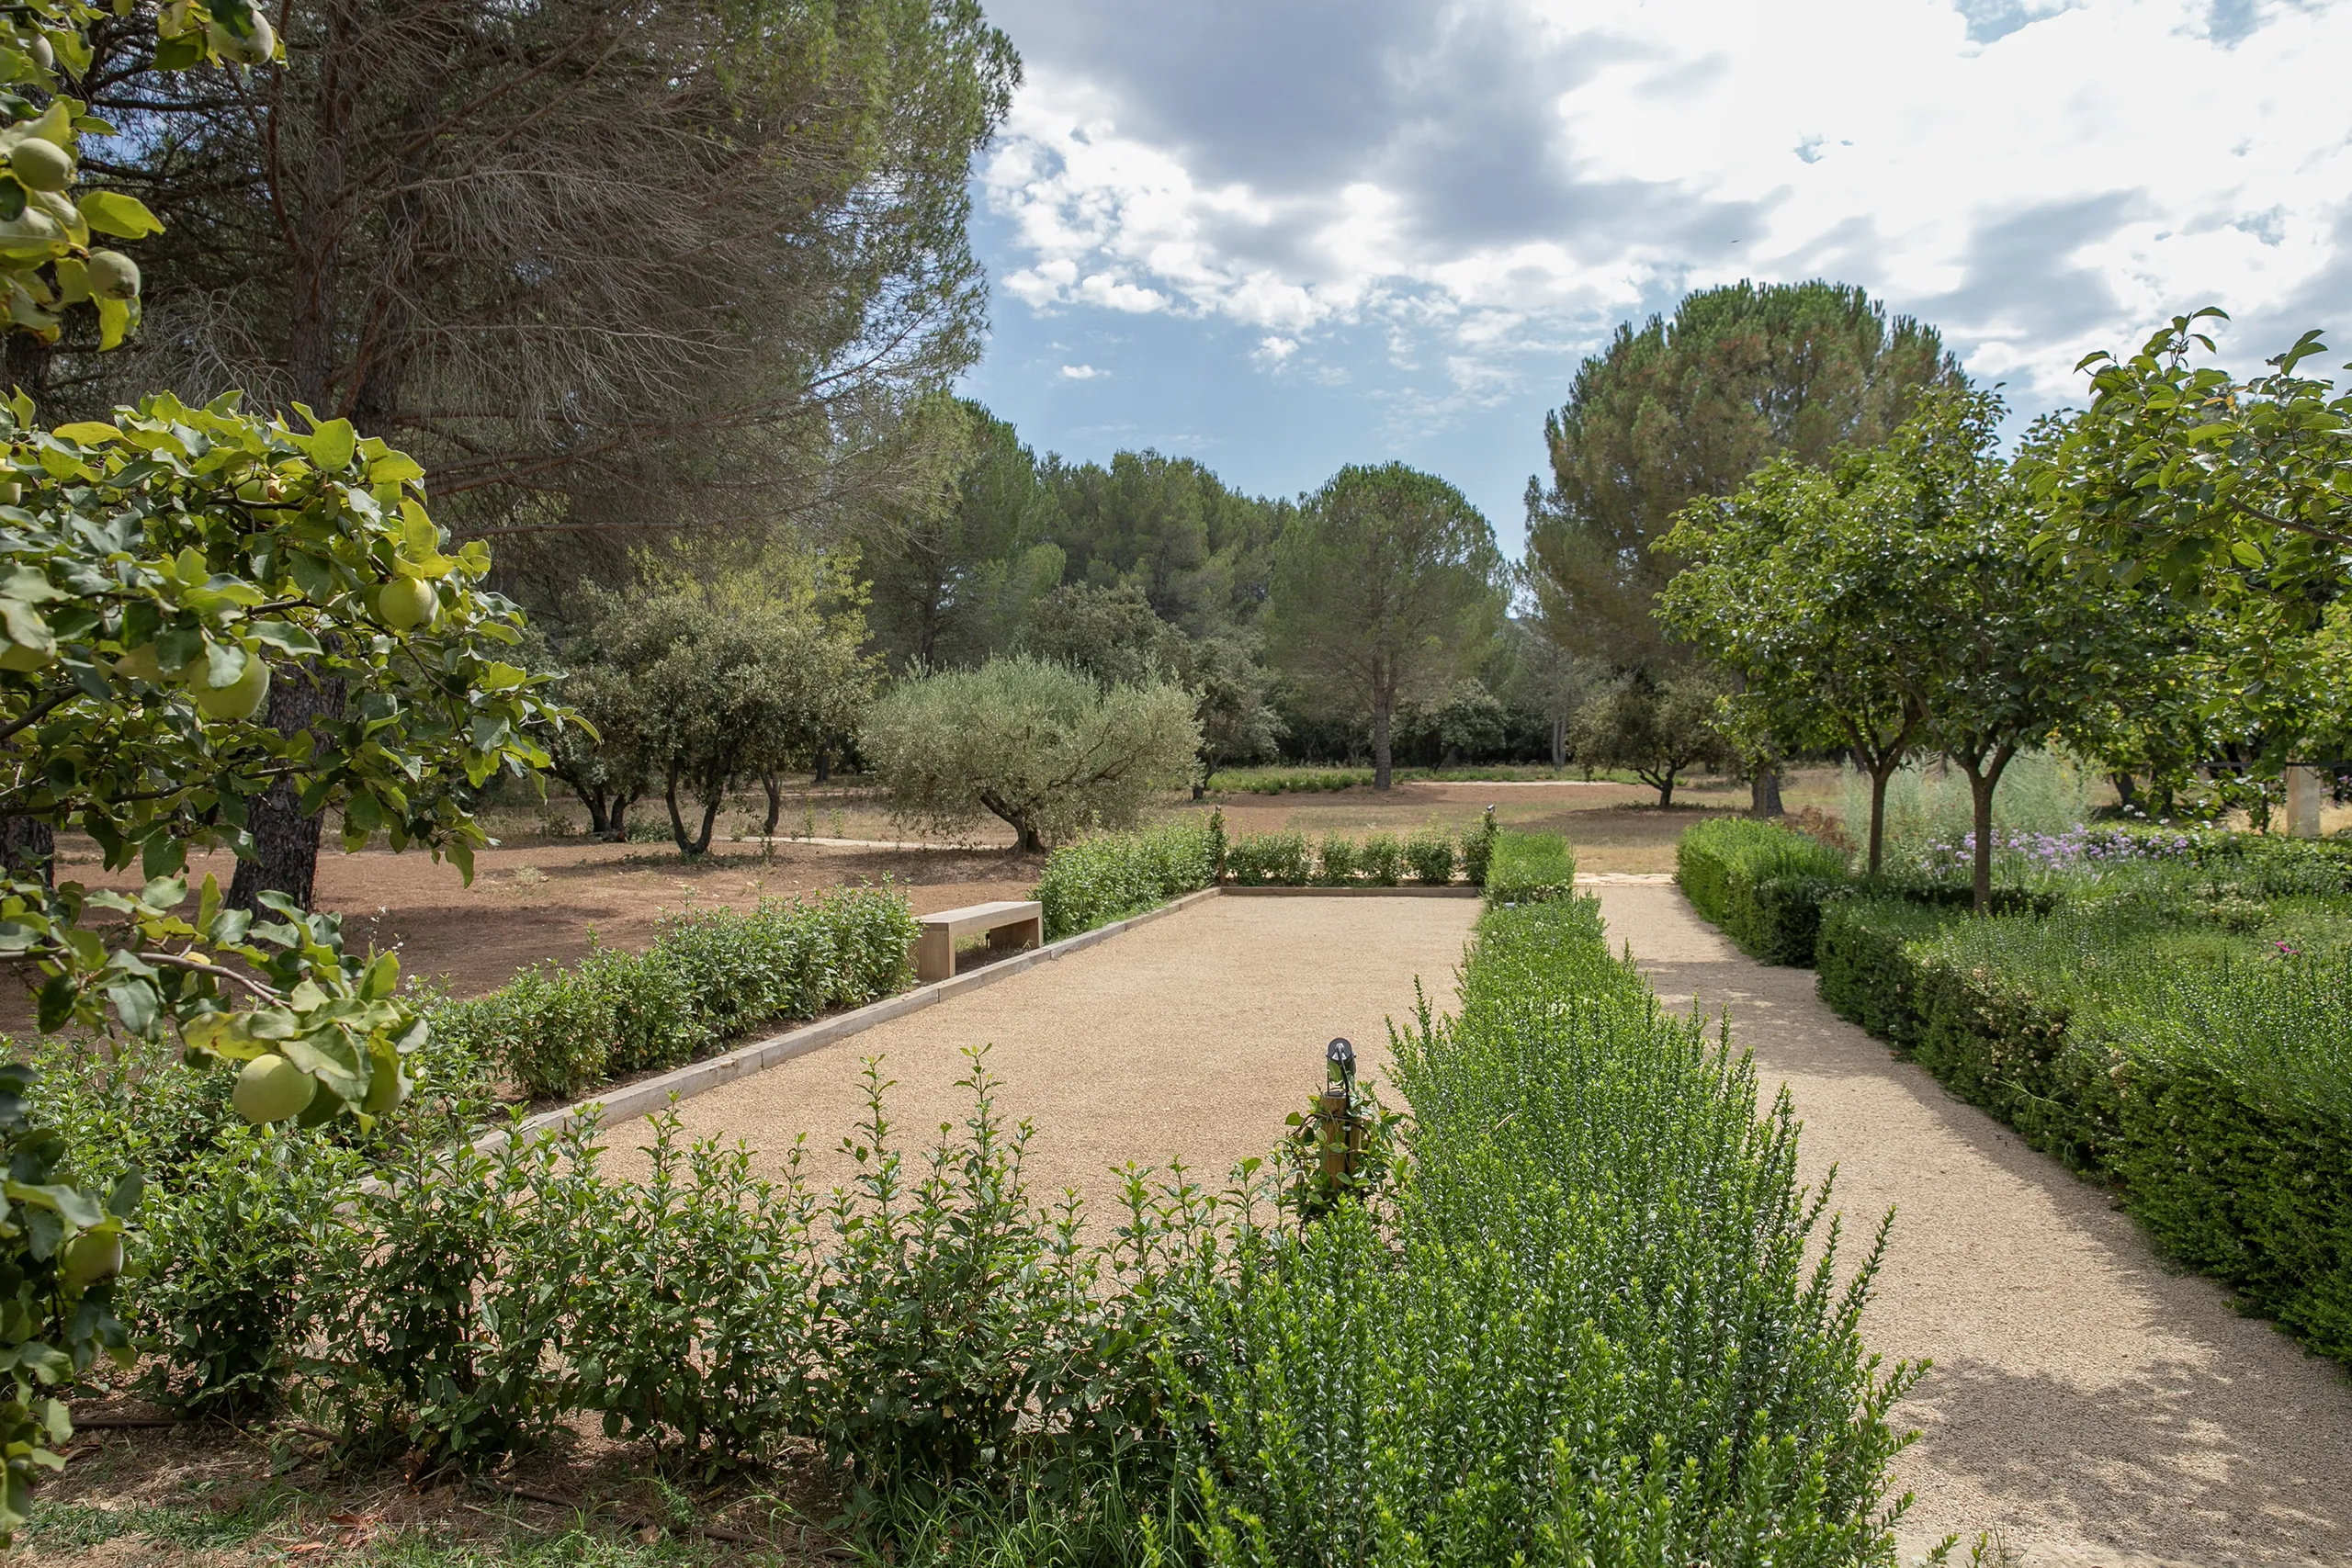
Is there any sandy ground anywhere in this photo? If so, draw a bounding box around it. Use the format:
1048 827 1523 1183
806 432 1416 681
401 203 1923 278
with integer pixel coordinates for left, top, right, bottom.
1592 883 2352 1568
595 895 1483 1218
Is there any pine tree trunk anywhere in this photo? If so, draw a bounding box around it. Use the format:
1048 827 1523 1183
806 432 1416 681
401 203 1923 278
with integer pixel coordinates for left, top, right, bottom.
231 674 342 911
1372 670 1394 792
0 817 53 889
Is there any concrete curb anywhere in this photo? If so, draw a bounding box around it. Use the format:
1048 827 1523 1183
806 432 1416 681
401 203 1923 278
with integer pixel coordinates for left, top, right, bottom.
1220 884 1479 897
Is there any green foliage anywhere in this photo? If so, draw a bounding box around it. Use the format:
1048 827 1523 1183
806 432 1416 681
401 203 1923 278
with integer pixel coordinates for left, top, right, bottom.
1402 829 1454 883
1313 833 1358 886
1204 765 1373 794
547 576 877 854
1568 665 1735 807
1816 883 2352 1361
431 888 920 1100
1481 830 1577 906
1225 831 1311 887
1264 463 1505 787
1457 804 1499 887
0 1065 136 1540
864 656 1199 852
1527 279 1960 671
1032 820 1218 941
1678 818 1851 965
1181 896 1917 1564
1358 830 1403 886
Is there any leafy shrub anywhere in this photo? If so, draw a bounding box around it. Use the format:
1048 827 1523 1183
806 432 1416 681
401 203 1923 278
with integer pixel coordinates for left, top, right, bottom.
436 960 616 1100
429 889 920 1100
1315 833 1359 886
1457 805 1498 887
132 1128 363 1416
1481 830 1577 906
1181 895 1917 1562
1359 831 1403 886
1227 831 1312 886
1678 818 1851 964
1205 766 1374 794
1033 820 1219 940
1817 886 2352 1362
1403 829 1455 885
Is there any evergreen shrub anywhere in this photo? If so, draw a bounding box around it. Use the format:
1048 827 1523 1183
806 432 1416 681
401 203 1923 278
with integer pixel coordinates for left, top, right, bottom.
1482 830 1577 906
1404 829 1456 885
1359 831 1404 886
1032 819 1219 940
1815 888 2352 1362
1182 893 1917 1562
1677 818 1850 964
1315 832 1360 886
1227 831 1313 886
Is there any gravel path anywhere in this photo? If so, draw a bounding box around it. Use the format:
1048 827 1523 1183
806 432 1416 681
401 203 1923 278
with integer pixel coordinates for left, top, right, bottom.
597 894 1480 1218
1593 884 2352 1568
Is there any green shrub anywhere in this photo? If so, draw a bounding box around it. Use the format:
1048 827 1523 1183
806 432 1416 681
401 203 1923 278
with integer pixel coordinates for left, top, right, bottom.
1404 829 1456 885
430 889 921 1100
1205 766 1374 794
1457 805 1498 886
439 960 616 1100
1481 830 1577 906
1678 818 1851 964
1227 830 1312 886
1315 832 1359 886
1359 831 1403 886
1817 887 2352 1363
1182 895 1917 1562
131 1128 363 1416
1033 820 1219 940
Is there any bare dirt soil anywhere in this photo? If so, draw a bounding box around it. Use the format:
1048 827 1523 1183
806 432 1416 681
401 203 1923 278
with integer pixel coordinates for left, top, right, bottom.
44 838 1046 1006
595 894 1484 1221
1592 882 2352 1568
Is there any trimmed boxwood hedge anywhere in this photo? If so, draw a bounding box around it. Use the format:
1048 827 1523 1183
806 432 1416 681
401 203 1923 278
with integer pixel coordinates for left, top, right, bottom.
1815 890 2352 1362
1676 818 1849 965
1482 829 1577 906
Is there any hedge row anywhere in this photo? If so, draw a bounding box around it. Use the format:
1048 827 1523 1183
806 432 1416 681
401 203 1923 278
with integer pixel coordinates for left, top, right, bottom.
1482 829 1577 906
1677 818 1849 964
1817 890 2352 1362
431 886 920 1099
1030 813 1506 941
1183 890 1915 1562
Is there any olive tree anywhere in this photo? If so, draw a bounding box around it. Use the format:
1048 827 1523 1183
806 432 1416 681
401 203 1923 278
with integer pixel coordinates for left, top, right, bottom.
1264 464 1503 790
862 656 1198 852
1568 666 1735 807
551 585 876 854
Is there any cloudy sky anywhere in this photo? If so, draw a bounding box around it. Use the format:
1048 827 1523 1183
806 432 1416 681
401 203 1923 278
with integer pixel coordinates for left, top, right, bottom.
954 0 2351 539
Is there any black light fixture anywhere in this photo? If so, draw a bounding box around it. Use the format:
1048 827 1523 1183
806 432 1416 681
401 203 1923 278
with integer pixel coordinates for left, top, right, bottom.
1326 1035 1355 1101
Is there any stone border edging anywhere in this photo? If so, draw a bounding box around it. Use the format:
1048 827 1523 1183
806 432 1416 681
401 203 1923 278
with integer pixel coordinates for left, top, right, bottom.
1220 885 1479 897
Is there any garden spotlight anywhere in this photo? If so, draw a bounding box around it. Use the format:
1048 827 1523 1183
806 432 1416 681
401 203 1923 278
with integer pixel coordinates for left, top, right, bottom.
1326 1036 1355 1100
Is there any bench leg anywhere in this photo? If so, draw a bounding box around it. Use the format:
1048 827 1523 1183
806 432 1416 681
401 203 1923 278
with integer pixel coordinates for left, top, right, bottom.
989 916 1041 953
915 926 955 983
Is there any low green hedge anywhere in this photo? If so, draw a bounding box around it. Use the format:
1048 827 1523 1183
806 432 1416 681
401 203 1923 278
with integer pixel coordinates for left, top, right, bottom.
1481 829 1577 906
1816 890 2352 1361
432 886 920 1099
1032 818 1219 940
1187 890 1917 1559
1677 818 1849 964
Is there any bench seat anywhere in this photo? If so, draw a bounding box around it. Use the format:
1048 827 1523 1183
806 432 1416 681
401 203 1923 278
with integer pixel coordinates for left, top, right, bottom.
913 899 1044 982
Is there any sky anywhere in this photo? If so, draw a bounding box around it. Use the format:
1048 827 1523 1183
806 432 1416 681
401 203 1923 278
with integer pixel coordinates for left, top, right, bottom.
952 0 2352 542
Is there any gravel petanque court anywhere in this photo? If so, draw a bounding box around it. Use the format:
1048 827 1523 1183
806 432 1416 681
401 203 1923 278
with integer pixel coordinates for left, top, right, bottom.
1593 883 2352 1568
595 893 1480 1219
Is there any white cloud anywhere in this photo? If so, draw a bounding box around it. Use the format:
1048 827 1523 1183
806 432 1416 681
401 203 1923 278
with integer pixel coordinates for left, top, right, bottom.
1058 364 1104 380
980 0 2352 414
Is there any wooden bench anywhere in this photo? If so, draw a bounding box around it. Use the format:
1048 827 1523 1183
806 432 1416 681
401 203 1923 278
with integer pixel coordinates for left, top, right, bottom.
913 899 1044 983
